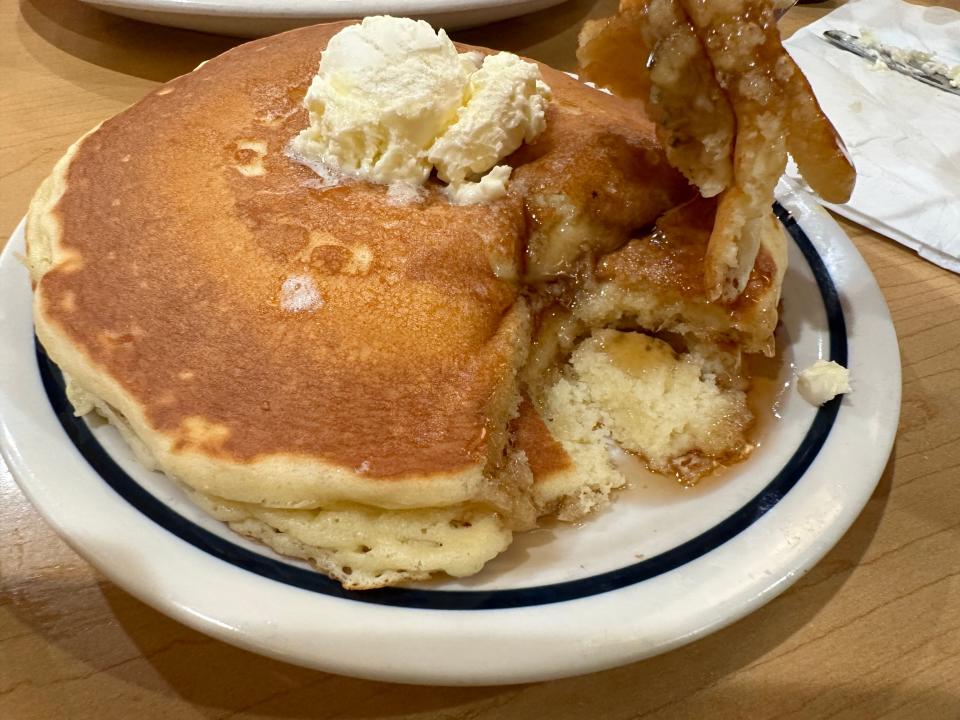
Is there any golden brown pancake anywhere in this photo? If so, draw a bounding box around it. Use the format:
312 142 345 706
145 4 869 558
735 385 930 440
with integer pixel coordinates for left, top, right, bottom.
26 21 694 588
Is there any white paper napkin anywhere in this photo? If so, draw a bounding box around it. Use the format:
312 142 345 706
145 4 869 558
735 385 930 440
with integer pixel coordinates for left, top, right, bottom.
783 0 960 273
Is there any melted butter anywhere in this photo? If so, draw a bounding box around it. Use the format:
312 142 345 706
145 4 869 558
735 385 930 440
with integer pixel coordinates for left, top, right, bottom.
597 331 675 378
525 193 611 282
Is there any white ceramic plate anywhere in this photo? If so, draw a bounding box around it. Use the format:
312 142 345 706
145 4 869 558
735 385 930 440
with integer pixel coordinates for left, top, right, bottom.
79 0 567 35
0 178 900 685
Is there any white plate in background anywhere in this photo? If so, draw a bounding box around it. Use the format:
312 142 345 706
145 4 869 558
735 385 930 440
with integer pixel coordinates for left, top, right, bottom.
79 0 567 36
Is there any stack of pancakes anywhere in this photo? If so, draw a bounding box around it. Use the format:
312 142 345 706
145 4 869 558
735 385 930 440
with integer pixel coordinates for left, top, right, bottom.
27 21 785 588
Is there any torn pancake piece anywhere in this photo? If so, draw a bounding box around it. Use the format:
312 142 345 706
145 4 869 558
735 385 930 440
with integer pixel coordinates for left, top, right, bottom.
189 490 516 590
566 330 752 480
529 324 754 520
574 196 787 358
533 377 628 521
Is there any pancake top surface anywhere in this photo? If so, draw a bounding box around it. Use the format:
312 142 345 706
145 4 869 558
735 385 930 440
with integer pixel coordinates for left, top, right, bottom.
34 22 680 480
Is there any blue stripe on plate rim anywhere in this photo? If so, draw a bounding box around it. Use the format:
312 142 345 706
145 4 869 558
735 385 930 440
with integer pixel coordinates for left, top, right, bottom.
35 202 846 611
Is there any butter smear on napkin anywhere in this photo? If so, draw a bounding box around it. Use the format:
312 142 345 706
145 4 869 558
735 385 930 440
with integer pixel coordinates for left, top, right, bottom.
783 0 960 273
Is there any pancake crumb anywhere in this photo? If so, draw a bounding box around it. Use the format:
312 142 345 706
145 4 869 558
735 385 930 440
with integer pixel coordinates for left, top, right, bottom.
280 274 323 313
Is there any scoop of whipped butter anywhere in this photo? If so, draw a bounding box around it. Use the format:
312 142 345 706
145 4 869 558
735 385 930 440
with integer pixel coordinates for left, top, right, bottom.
289 16 552 204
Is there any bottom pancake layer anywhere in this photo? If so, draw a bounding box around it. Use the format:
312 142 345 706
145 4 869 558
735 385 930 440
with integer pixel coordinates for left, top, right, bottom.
66 370 535 589
63 317 757 588
189 491 515 590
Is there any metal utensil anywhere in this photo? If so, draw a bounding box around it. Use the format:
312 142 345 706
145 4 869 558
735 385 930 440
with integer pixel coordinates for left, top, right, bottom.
823 29 960 97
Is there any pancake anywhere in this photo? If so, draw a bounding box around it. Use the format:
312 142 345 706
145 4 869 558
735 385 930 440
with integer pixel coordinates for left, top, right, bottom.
26 21 698 588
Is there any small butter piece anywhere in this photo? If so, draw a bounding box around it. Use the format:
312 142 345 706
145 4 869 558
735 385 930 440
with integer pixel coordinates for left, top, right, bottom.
797 360 851 406
444 165 512 205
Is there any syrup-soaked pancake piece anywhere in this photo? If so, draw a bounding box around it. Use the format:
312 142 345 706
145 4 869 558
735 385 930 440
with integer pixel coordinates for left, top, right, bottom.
576 1 652 100
578 0 735 198
676 0 789 302
581 195 786 356
579 0 854 301
507 71 691 282
782 62 855 204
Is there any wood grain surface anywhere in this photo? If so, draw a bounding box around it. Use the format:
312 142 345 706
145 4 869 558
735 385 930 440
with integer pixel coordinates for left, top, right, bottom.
2 1 959 717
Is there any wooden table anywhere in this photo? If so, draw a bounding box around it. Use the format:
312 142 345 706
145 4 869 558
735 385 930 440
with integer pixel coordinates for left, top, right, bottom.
2 0 958 717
